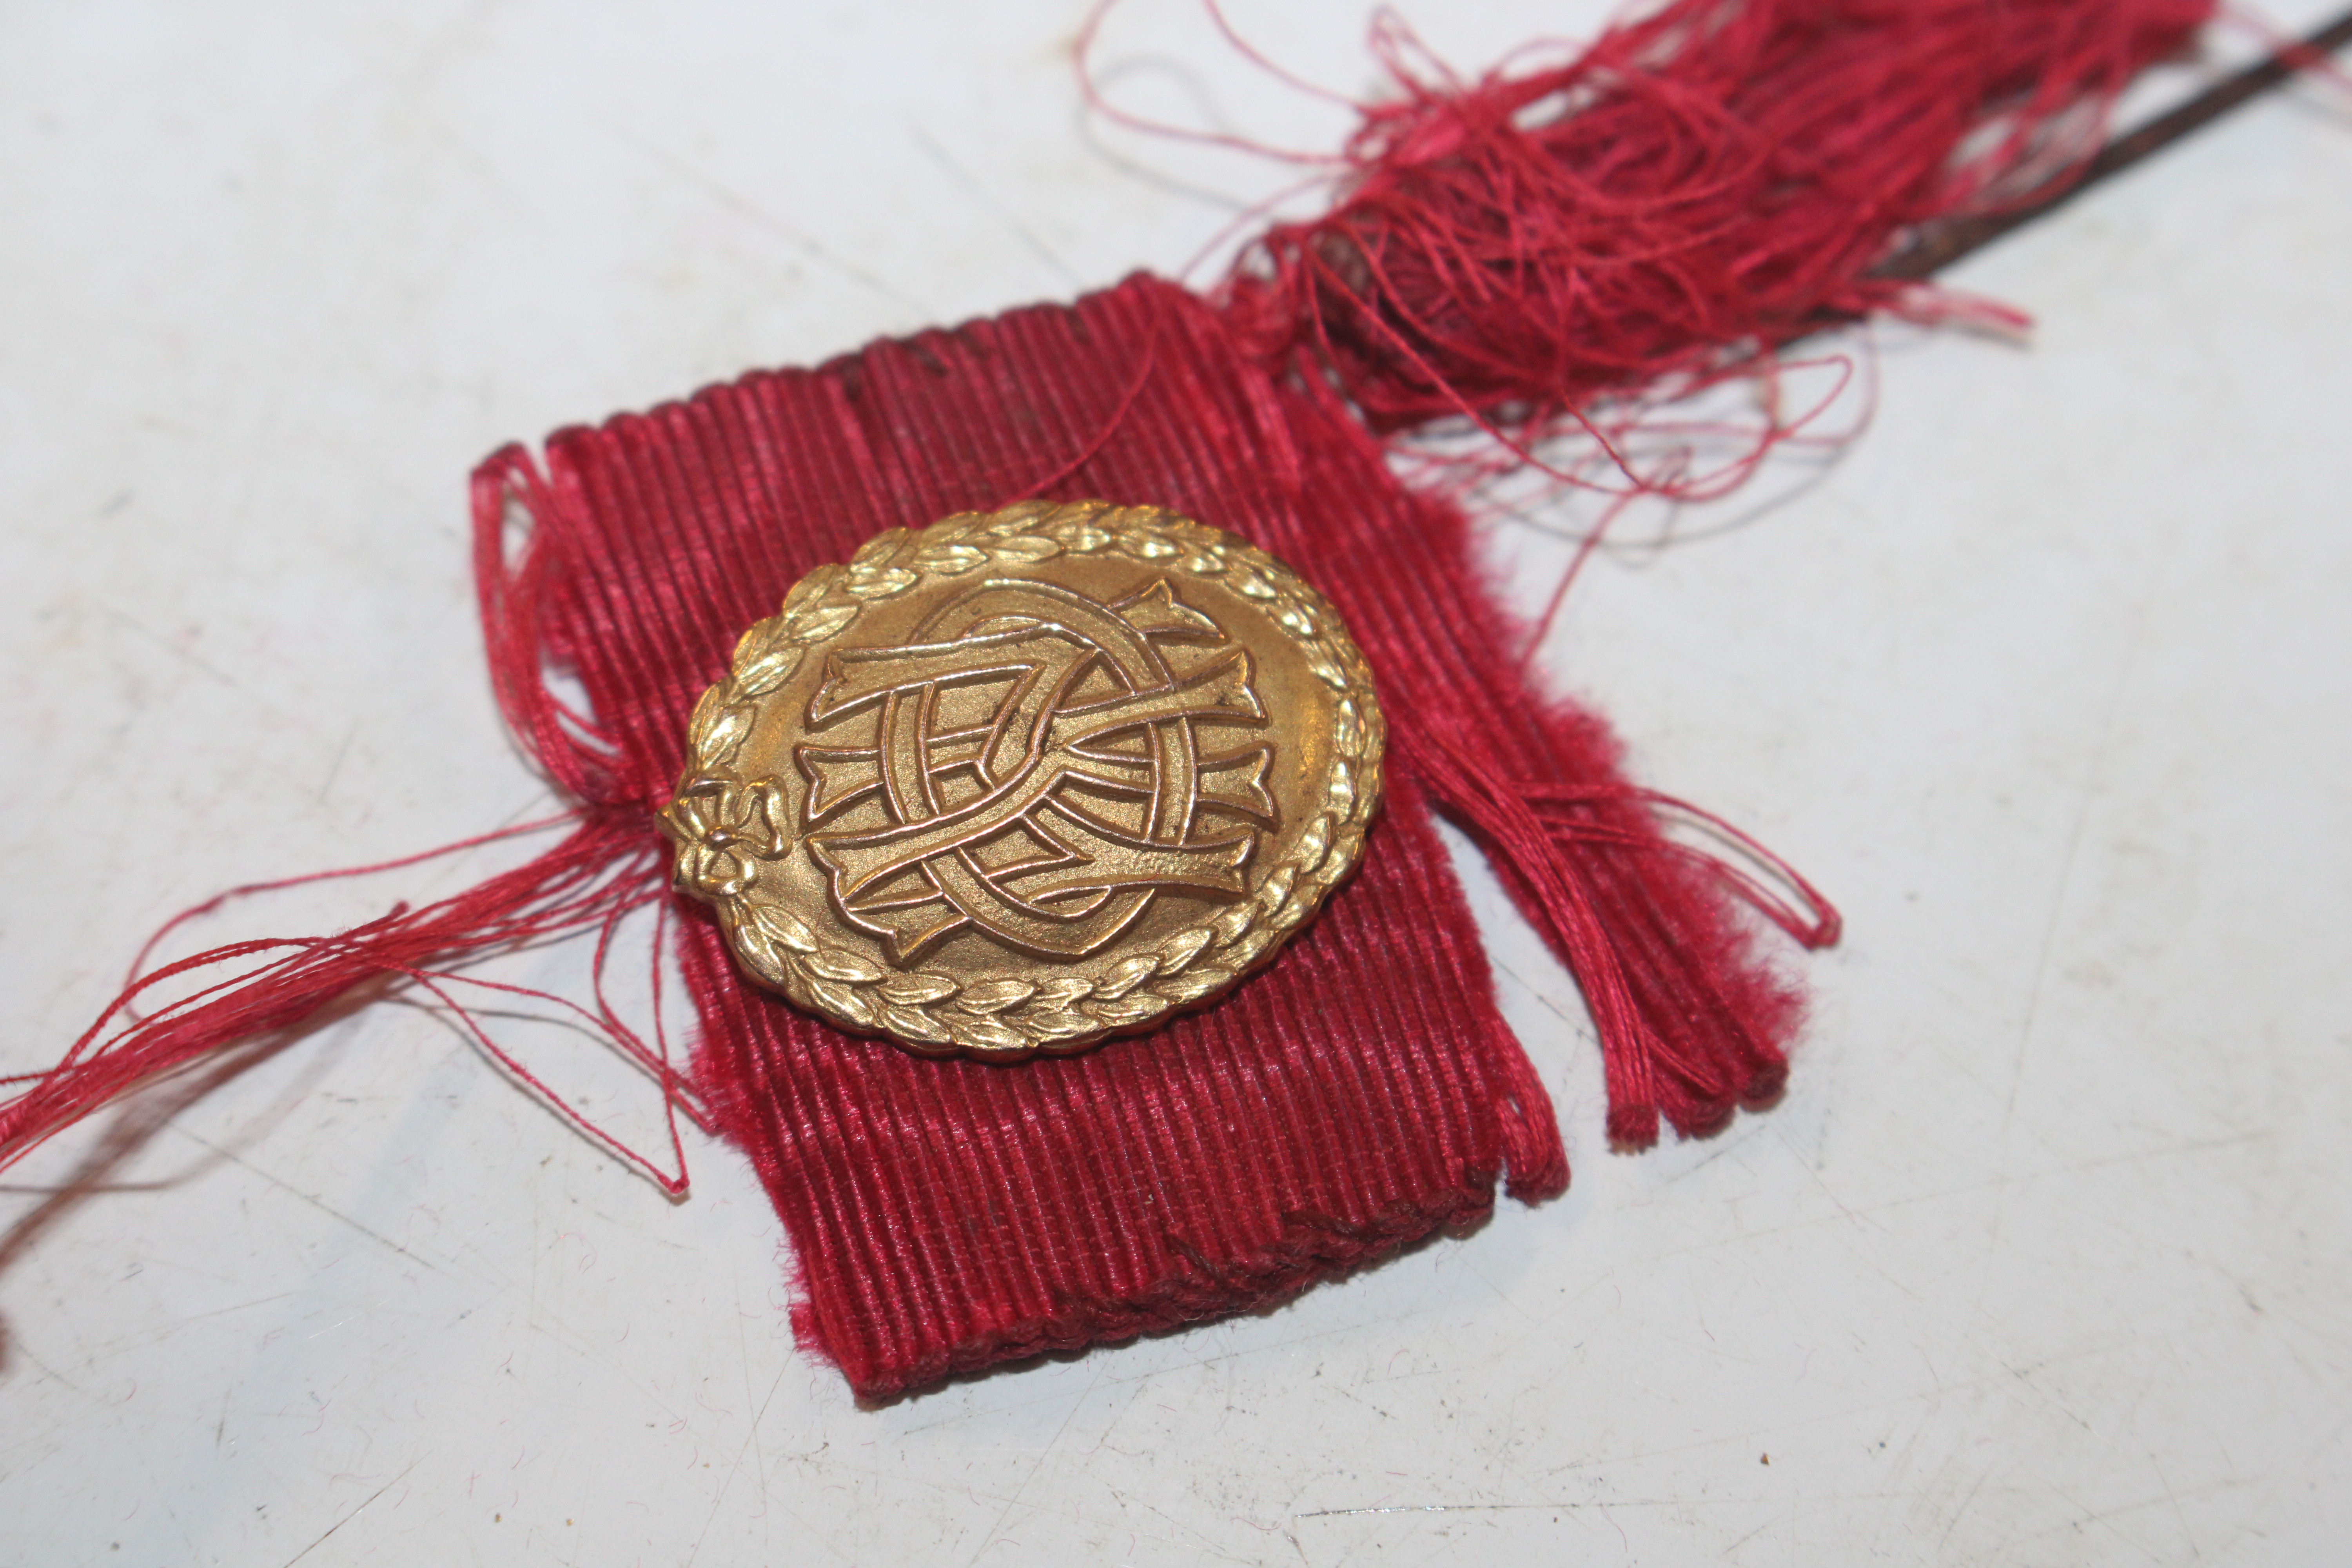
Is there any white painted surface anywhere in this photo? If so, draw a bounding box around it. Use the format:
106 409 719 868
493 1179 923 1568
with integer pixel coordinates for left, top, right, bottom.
3 4 2347 1564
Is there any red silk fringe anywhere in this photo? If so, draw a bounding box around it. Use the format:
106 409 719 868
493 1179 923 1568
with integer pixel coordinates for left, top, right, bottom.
2 0 2215 1394
1220 0 2210 454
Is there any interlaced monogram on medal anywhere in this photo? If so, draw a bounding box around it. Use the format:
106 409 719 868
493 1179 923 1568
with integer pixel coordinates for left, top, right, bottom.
793 576 1279 965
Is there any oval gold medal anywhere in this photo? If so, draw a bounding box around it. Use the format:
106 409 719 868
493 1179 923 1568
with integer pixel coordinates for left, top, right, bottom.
660 500 1385 1058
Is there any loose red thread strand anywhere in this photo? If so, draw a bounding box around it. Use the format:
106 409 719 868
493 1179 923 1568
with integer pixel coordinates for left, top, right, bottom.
113 816 573 1025
0 821 696 1192
1516 484 1638 671
1075 0 1353 166
995 306 1170 505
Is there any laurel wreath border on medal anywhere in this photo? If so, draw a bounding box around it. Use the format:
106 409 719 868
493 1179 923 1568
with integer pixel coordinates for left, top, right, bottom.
657 499 1387 1060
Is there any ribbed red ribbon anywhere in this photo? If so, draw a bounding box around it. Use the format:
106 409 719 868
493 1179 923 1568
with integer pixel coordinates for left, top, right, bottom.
469 276 1836 1394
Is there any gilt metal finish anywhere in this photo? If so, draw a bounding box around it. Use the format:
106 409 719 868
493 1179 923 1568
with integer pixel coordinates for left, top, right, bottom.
660 500 1386 1058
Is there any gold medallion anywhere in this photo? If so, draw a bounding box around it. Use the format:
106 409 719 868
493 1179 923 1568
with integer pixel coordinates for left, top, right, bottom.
658 500 1386 1058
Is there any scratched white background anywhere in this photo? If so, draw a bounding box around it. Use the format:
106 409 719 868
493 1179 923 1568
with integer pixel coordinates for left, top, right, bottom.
4 2 2348 1563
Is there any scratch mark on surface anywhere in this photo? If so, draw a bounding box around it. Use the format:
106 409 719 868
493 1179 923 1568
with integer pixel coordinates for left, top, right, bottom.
1936 1470 1990 1552
1981 1473 2254 1564
1996 566 2160 1145
316 723 359 805
2305 1410 2352 1466
1659 1126 1768 1188
279 1461 418 1566
1771 1125 1872 1232
1489 955 1595 1042
1107 1483 1261 1565
907 124 1085 289
172 1129 440 1274
2151 1453 2204 1562
14 1341 105 1405
596 119 936 319
91 598 250 694
963 1373 1100 1567
680 1362 845 1568
1721 1516 1772 1556
1643 1129 2269 1261
1300 1500 1646 1517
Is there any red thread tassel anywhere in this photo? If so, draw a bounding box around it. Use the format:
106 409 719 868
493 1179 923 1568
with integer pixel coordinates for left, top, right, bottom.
1243 365 1839 1147
1222 0 2212 446
1202 0 2205 1146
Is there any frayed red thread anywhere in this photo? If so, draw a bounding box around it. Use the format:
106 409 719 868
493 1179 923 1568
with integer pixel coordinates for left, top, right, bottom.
0 817 698 1191
1215 0 2211 474
1 457 709 1189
